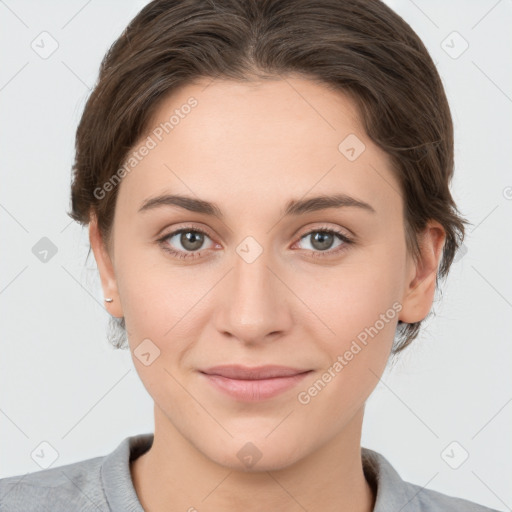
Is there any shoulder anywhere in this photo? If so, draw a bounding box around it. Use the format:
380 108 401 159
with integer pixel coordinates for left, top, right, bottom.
362 447 500 512
0 433 152 512
0 455 107 512
403 479 500 512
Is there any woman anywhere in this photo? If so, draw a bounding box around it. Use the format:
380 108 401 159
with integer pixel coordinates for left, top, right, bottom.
0 0 501 510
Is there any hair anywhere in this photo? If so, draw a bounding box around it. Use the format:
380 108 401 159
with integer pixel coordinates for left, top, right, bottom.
67 0 469 355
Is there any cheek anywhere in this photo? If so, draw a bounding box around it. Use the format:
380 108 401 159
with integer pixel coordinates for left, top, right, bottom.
116 251 213 373
114 241 193 328
293 271 400 433
293 247 404 337
288 240 405 399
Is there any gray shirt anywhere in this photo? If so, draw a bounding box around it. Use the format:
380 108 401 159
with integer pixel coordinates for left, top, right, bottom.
0 433 500 511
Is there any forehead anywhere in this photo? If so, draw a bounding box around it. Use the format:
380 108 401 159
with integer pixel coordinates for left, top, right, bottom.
116 77 400 218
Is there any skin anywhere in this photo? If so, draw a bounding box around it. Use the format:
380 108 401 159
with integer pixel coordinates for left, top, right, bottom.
89 76 446 512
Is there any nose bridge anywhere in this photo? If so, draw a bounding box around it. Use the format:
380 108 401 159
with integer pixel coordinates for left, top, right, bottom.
216 238 291 342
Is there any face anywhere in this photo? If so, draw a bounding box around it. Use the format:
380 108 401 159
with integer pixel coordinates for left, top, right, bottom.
91 76 442 471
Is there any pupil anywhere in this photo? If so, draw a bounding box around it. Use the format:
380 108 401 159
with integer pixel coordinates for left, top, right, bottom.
182 231 203 251
313 232 333 251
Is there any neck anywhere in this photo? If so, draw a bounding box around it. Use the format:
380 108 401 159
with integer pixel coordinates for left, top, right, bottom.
131 406 375 512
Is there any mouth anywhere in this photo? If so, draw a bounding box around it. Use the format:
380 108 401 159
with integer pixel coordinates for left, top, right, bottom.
199 365 313 402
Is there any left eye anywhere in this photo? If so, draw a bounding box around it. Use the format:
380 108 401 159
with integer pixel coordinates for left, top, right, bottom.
292 228 354 258
295 229 350 253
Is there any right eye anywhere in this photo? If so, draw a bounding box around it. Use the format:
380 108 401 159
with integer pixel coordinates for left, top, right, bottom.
157 227 217 260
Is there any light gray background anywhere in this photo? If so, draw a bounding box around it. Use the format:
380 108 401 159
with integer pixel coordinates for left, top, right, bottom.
1 0 511 510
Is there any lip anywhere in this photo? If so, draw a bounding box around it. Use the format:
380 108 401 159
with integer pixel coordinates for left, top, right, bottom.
199 365 312 402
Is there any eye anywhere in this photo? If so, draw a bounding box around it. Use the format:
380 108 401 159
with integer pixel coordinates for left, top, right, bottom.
293 226 354 258
157 225 354 261
157 227 216 260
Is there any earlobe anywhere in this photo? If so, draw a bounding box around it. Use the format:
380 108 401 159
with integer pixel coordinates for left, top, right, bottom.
88 213 124 318
399 221 446 324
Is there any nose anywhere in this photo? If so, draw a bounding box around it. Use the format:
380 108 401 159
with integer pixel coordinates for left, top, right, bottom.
213 245 293 346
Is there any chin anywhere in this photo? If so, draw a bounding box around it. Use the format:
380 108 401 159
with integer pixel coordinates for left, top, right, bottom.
201 435 307 473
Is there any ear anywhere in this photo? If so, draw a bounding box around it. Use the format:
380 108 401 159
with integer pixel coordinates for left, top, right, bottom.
399 220 446 324
89 212 124 318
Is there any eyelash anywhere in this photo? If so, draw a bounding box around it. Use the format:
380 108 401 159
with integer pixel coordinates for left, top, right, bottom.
156 225 354 261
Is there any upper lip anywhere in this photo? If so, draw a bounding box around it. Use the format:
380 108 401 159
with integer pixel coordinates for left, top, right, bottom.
200 365 311 380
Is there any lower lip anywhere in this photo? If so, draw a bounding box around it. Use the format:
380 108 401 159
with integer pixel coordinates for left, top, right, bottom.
201 372 312 402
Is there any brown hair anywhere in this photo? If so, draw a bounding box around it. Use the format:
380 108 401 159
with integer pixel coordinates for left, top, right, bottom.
68 0 468 354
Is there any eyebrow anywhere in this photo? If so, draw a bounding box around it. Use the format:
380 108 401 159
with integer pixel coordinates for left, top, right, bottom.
138 193 376 218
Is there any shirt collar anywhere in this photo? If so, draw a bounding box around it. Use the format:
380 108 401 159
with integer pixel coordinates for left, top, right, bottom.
101 433 411 511
362 446 413 510
101 433 152 512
